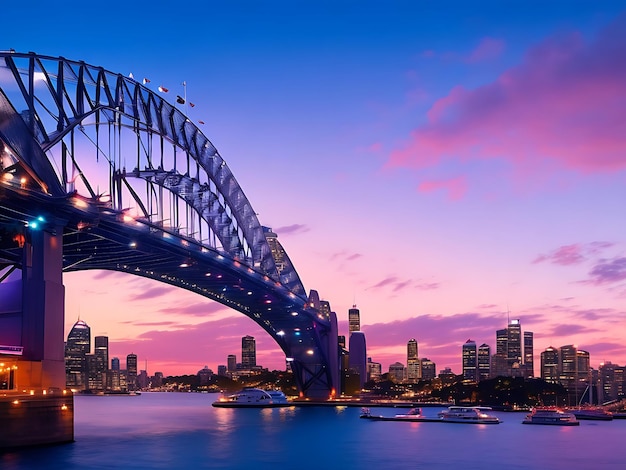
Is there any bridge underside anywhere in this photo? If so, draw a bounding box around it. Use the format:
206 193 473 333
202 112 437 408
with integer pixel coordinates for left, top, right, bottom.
0 183 336 398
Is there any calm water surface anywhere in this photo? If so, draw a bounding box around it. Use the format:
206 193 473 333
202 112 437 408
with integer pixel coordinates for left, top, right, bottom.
2 392 626 469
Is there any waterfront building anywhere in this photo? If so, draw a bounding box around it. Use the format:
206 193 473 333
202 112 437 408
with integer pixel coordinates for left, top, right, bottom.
462 339 477 382
493 319 533 378
153 371 164 388
94 335 109 388
198 366 213 385
420 358 436 380
541 346 559 383
524 331 534 377
388 362 406 383
217 365 227 376
407 338 420 383
127 353 138 391
227 354 237 373
367 358 382 382
241 335 256 369
65 319 91 390
348 305 360 333
599 362 617 402
478 343 491 381
108 357 121 391
348 331 367 390
338 335 346 349
85 353 101 390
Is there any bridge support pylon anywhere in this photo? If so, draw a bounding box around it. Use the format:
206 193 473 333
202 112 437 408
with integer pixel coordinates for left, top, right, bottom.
0 222 74 450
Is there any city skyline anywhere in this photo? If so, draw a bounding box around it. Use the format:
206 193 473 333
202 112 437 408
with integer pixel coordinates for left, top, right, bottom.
4 2 626 375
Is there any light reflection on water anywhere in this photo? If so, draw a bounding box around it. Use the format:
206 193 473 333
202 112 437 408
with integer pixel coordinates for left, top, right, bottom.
2 392 626 469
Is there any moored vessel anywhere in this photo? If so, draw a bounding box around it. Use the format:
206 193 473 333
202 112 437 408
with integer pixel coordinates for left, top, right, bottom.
437 406 501 424
522 408 579 426
212 387 291 408
570 408 613 421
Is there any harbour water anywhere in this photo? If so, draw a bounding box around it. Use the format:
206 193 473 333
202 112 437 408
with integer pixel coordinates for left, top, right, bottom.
2 392 626 469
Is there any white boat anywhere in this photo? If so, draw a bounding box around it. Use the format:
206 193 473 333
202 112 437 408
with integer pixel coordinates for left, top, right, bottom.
212 387 291 408
394 407 425 419
437 406 500 424
522 408 580 426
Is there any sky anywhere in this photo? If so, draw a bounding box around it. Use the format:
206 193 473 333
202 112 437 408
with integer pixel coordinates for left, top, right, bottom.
3 1 626 376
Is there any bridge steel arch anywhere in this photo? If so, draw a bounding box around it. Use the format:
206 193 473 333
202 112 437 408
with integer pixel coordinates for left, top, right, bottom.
0 52 339 399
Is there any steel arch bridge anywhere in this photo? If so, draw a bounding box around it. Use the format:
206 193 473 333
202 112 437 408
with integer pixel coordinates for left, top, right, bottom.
0 51 339 398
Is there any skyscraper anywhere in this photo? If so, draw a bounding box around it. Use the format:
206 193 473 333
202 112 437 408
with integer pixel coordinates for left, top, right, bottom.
462 339 477 382
94 336 109 386
493 319 532 378
127 353 138 391
541 346 559 383
65 319 91 390
348 305 360 333
348 331 367 389
507 319 522 367
523 331 534 377
227 354 237 372
407 338 420 383
420 358 436 380
242 335 256 369
478 343 491 381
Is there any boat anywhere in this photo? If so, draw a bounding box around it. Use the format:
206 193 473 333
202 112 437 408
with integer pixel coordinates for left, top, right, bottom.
360 407 438 422
570 408 613 421
212 387 291 408
522 408 579 426
437 406 501 424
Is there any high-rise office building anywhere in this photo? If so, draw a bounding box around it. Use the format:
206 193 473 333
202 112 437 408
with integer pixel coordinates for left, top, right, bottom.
227 354 237 372
242 335 256 369
507 319 522 367
127 353 138 391
65 319 91 390
478 343 491 381
541 346 559 383
407 338 420 383
420 358 436 380
348 331 367 390
348 305 360 333
94 336 109 388
462 339 477 382
493 319 532 378
524 331 534 377
109 356 121 391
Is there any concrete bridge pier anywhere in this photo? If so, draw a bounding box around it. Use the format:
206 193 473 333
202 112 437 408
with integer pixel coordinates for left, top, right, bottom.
0 222 74 450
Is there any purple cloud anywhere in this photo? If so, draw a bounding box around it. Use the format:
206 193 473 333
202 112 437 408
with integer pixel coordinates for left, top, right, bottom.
587 257 626 285
533 241 614 265
128 285 176 301
273 224 310 235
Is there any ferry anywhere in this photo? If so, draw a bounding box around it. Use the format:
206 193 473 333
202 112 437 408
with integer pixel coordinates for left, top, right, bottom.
212 387 291 408
437 406 501 424
522 408 580 426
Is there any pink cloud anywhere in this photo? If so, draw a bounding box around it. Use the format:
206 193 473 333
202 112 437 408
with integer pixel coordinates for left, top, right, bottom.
418 175 467 200
534 241 614 265
465 37 506 63
388 16 626 177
